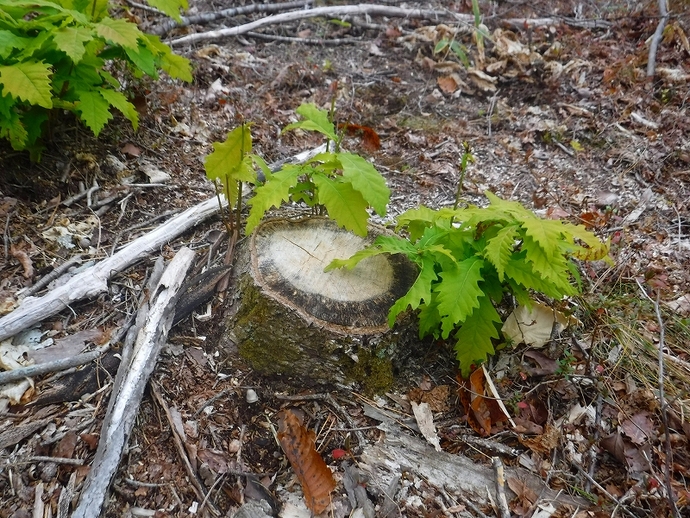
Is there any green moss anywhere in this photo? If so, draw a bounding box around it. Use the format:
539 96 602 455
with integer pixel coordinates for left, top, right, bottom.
345 346 395 396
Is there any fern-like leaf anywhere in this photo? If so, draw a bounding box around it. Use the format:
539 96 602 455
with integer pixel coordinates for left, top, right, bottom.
454 295 501 377
435 256 485 339
483 224 517 281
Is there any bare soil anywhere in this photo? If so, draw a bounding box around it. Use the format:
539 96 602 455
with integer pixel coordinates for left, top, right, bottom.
1 1 689 517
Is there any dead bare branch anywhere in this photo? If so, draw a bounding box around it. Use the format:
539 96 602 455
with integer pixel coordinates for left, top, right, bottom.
647 0 670 78
71 247 196 518
149 0 314 36
169 5 458 47
637 280 681 518
0 197 222 342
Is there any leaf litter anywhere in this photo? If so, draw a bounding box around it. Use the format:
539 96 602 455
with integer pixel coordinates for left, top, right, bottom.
0 0 689 516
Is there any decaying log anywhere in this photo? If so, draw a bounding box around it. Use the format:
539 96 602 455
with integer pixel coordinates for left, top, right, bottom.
71 247 194 518
359 417 591 512
220 217 419 393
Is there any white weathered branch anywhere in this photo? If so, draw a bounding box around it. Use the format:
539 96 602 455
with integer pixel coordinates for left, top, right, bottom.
647 0 670 78
0 197 224 342
169 4 457 46
71 247 195 518
151 0 313 35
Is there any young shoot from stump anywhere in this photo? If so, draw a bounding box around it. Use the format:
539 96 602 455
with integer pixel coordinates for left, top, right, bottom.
203 103 390 238
326 193 611 376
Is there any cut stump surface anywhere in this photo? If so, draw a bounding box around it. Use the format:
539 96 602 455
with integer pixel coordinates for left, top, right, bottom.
221 217 419 391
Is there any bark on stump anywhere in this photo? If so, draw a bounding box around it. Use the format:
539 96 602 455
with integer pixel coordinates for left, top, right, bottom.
221 217 419 393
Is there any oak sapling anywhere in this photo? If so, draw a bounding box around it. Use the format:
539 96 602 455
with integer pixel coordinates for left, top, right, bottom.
327 193 611 376
204 103 390 238
0 0 192 160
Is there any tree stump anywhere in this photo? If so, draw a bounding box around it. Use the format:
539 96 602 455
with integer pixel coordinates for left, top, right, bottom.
220 217 419 393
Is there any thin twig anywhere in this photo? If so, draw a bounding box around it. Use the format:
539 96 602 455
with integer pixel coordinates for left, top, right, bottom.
636 280 680 518
647 0 670 78
246 31 359 45
151 381 221 516
492 457 511 518
22 254 84 298
572 462 638 518
0 344 110 386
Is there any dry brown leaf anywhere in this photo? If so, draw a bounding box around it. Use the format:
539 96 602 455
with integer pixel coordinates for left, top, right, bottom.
338 123 381 152
278 409 335 514
120 142 141 157
437 75 458 94
9 244 33 279
458 368 509 436
621 411 654 445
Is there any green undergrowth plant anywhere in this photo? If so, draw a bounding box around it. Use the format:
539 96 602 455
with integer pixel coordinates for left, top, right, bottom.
327 192 611 376
0 0 191 159
204 102 390 237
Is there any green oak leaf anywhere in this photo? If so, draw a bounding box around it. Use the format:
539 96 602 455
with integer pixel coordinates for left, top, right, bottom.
454 295 501 377
98 88 138 129
75 89 112 135
435 256 485 339
389 254 438 326
337 152 389 215
94 17 142 51
246 165 302 234
283 103 337 142
52 26 92 63
312 173 369 236
0 61 53 108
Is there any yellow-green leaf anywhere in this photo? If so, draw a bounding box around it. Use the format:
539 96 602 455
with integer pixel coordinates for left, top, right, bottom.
95 17 142 51
76 89 112 135
52 26 91 63
0 61 53 108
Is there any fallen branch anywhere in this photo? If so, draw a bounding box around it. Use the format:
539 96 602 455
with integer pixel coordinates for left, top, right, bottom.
71 247 195 518
0 145 326 344
0 343 110 385
169 4 457 46
150 0 313 36
647 0 670 78
0 197 223 342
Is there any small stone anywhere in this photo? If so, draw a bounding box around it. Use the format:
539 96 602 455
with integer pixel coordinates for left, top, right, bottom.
246 388 258 404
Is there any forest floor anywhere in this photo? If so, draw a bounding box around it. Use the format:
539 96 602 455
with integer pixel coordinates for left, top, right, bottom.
1 1 690 517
